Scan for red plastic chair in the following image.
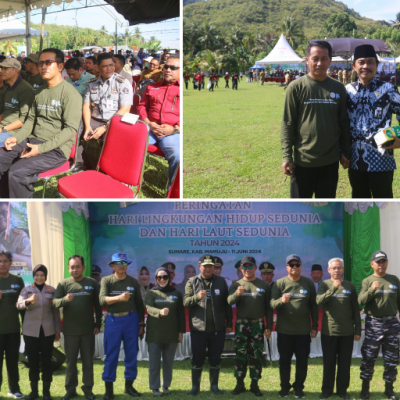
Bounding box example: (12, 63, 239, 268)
(132, 81, 136, 93)
(130, 94, 141, 115)
(132, 75, 141, 86)
(57, 116, 149, 198)
(167, 166, 180, 198)
(37, 133, 79, 198)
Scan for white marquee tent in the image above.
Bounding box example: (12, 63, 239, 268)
(0, 15, 48, 40)
(256, 33, 304, 65)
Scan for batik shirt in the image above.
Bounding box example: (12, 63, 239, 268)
(346, 78, 400, 172)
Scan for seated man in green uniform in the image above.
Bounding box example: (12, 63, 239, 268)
(20, 53, 45, 92)
(0, 58, 34, 146)
(65, 58, 95, 99)
(0, 48, 82, 198)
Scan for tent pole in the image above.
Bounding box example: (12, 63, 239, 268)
(40, 6, 47, 52)
(25, 0, 31, 55)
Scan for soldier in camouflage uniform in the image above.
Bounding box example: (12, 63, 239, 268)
(228, 256, 272, 397)
(358, 250, 400, 400)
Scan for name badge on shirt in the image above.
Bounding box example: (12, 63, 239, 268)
(106, 99, 113, 109)
(374, 107, 383, 119)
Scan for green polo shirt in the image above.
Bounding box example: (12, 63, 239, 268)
(0, 84, 7, 112)
(21, 70, 45, 92)
(0, 76, 34, 129)
(66, 71, 95, 99)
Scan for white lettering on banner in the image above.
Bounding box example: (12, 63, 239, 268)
(267, 213, 322, 224)
(174, 202, 252, 210)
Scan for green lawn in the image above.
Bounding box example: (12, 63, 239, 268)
(3, 353, 396, 399)
(183, 81, 400, 199)
(32, 154, 169, 199)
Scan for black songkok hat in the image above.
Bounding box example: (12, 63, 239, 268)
(354, 44, 377, 61)
(311, 264, 323, 272)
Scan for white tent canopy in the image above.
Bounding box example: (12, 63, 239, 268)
(0, 0, 74, 17)
(0, 15, 48, 40)
(396, 56, 400, 63)
(332, 56, 347, 62)
(256, 34, 304, 65)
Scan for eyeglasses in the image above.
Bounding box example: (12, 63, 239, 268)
(38, 60, 57, 67)
(330, 267, 343, 271)
(241, 265, 255, 270)
(163, 64, 180, 71)
(288, 263, 301, 268)
(149, 63, 158, 67)
(156, 275, 169, 281)
(0, 259, 11, 264)
(114, 261, 128, 266)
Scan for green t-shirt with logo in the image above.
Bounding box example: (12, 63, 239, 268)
(21, 70, 45, 92)
(317, 279, 361, 336)
(99, 274, 144, 320)
(358, 273, 400, 317)
(145, 288, 185, 343)
(228, 278, 273, 330)
(0, 273, 24, 334)
(271, 276, 318, 335)
(13, 79, 82, 159)
(53, 276, 102, 335)
(0, 77, 34, 128)
(0, 84, 7, 114)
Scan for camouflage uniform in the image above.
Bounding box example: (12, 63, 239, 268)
(234, 319, 264, 379)
(361, 315, 399, 382)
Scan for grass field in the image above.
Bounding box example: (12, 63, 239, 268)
(32, 154, 169, 199)
(183, 81, 400, 199)
(2, 354, 396, 399)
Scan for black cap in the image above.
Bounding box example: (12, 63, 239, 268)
(286, 254, 301, 264)
(354, 44, 377, 61)
(311, 264, 322, 272)
(161, 262, 176, 270)
(213, 256, 223, 267)
(235, 260, 241, 269)
(198, 255, 214, 266)
(259, 262, 275, 272)
(92, 265, 102, 275)
(241, 256, 256, 266)
(371, 250, 388, 262)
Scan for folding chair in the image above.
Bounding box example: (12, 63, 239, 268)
(132, 75, 141, 86)
(36, 133, 79, 198)
(57, 116, 149, 198)
(132, 81, 136, 94)
(130, 93, 141, 115)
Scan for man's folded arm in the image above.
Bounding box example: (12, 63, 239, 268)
(281, 86, 298, 163)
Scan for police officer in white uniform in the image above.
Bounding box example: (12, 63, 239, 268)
(81, 52, 133, 169)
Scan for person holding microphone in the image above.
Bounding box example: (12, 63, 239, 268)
(17, 265, 61, 400)
(145, 267, 186, 397)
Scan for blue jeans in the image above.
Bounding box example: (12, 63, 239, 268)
(149, 131, 180, 188)
(0, 131, 12, 147)
(102, 311, 139, 382)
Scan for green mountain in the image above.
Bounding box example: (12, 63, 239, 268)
(183, 0, 389, 38)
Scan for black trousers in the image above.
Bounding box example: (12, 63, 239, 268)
(209, 83, 214, 92)
(292, 161, 339, 198)
(348, 168, 393, 199)
(190, 331, 225, 368)
(0, 138, 66, 198)
(277, 333, 311, 392)
(24, 327, 55, 383)
(232, 81, 238, 90)
(321, 334, 354, 396)
(215, 80, 219, 88)
(225, 80, 229, 88)
(185, 81, 188, 89)
(0, 332, 21, 393)
(198, 83, 201, 91)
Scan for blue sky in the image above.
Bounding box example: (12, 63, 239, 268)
(336, 0, 396, 21)
(15, 0, 179, 42)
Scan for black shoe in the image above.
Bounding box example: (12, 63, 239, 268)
(319, 394, 331, 399)
(232, 378, 246, 395)
(360, 379, 370, 400)
(295, 390, 305, 399)
(124, 386, 141, 397)
(25, 383, 38, 400)
(210, 367, 223, 395)
(43, 382, 52, 400)
(385, 382, 399, 400)
(339, 394, 350, 400)
(84, 392, 96, 400)
(279, 388, 291, 398)
(250, 380, 262, 397)
(62, 392, 77, 400)
(188, 368, 202, 396)
(104, 382, 113, 400)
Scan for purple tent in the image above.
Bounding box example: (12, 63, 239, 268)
(309, 38, 390, 56)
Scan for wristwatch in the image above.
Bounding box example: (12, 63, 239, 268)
(173, 127, 180, 134)
(1, 128, 7, 134)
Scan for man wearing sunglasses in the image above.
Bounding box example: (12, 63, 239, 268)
(65, 58, 95, 99)
(228, 256, 273, 397)
(183, 254, 233, 396)
(271, 254, 318, 399)
(20, 53, 45, 92)
(137, 54, 180, 190)
(0, 48, 82, 198)
(0, 58, 35, 148)
(99, 253, 145, 399)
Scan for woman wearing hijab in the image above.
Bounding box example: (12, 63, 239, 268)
(145, 267, 186, 397)
(16, 265, 61, 400)
(176, 264, 197, 294)
(138, 266, 154, 303)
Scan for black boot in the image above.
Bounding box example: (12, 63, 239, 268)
(43, 382, 52, 400)
(250, 379, 263, 397)
(104, 382, 114, 400)
(360, 380, 370, 400)
(210, 367, 223, 395)
(385, 382, 399, 400)
(232, 377, 246, 395)
(124, 380, 141, 397)
(26, 382, 39, 400)
(188, 368, 202, 396)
